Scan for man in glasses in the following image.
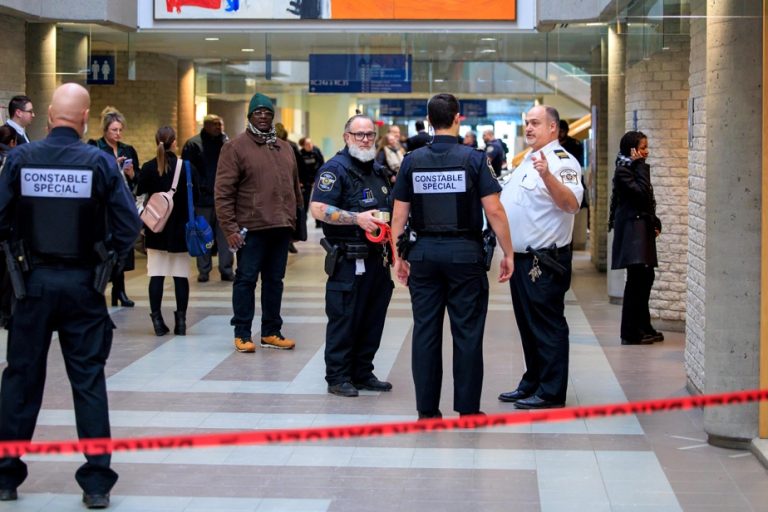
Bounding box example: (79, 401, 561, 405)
(4, 95, 34, 145)
(310, 115, 394, 397)
(215, 93, 302, 354)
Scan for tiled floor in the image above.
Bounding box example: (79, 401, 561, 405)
(1, 227, 767, 511)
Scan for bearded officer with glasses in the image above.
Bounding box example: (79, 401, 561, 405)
(310, 115, 394, 398)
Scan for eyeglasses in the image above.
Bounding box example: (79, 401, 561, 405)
(22, 109, 34, 115)
(347, 131, 376, 141)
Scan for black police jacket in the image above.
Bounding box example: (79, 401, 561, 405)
(0, 127, 141, 265)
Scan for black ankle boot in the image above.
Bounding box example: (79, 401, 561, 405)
(112, 290, 135, 308)
(150, 311, 170, 336)
(174, 311, 186, 336)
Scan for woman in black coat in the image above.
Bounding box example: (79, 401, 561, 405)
(609, 131, 664, 345)
(136, 126, 192, 336)
(88, 106, 140, 307)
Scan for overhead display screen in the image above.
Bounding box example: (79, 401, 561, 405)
(156, 0, 516, 21)
(309, 54, 412, 93)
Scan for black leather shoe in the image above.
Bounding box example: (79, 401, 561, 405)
(514, 396, 565, 410)
(83, 493, 110, 509)
(417, 410, 442, 420)
(353, 377, 393, 392)
(498, 389, 532, 402)
(459, 411, 486, 418)
(220, 272, 235, 282)
(0, 488, 17, 501)
(328, 382, 359, 397)
(621, 337, 653, 345)
(197, 273, 209, 283)
(643, 331, 664, 342)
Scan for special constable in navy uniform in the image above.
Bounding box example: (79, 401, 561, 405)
(498, 105, 583, 410)
(0, 84, 142, 508)
(310, 114, 395, 398)
(391, 94, 514, 419)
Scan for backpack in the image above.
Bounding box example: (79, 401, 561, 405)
(140, 158, 182, 233)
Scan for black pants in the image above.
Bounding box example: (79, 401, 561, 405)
(510, 249, 572, 404)
(408, 238, 488, 415)
(324, 251, 393, 385)
(231, 228, 292, 339)
(0, 267, 118, 494)
(620, 264, 656, 341)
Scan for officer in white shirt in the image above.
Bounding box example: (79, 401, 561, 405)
(498, 105, 583, 410)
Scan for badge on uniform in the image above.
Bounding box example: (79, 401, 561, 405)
(559, 168, 578, 185)
(317, 171, 336, 192)
(554, 149, 570, 160)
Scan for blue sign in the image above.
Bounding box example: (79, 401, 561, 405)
(380, 99, 427, 117)
(309, 54, 411, 93)
(460, 100, 487, 118)
(87, 55, 116, 85)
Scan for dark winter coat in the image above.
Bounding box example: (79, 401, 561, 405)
(610, 159, 662, 269)
(136, 152, 192, 253)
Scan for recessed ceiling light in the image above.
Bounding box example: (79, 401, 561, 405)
(205, 37, 219, 41)
(434, 79, 444, 83)
(241, 48, 255, 52)
(480, 49, 496, 53)
(480, 37, 496, 41)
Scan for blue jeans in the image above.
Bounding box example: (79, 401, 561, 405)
(231, 228, 292, 340)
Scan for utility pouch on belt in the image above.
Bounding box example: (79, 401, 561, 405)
(320, 238, 341, 276)
(1, 240, 29, 300)
(396, 227, 416, 261)
(525, 245, 566, 278)
(482, 229, 496, 271)
(93, 240, 118, 294)
(344, 242, 369, 260)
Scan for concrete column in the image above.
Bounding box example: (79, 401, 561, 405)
(606, 23, 626, 302)
(703, 0, 762, 447)
(589, 35, 608, 269)
(25, 23, 57, 141)
(177, 59, 196, 147)
(56, 29, 88, 86)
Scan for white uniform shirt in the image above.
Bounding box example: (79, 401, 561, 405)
(500, 139, 584, 251)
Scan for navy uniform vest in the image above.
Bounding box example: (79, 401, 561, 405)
(322, 151, 392, 243)
(15, 163, 106, 263)
(408, 144, 482, 236)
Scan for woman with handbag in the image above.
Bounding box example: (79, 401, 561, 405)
(88, 106, 140, 307)
(136, 126, 192, 336)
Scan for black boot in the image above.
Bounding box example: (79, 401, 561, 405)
(111, 272, 134, 307)
(174, 311, 186, 336)
(150, 311, 170, 336)
(113, 290, 134, 307)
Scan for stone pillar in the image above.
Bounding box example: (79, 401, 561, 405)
(177, 59, 196, 147)
(606, 23, 626, 302)
(589, 35, 608, 270)
(56, 29, 88, 86)
(26, 23, 57, 141)
(703, 0, 762, 446)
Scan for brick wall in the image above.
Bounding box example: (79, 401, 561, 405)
(87, 51, 179, 166)
(624, 39, 690, 328)
(686, 14, 707, 393)
(0, 14, 26, 123)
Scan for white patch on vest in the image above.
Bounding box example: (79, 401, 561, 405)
(21, 168, 92, 198)
(413, 170, 466, 194)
